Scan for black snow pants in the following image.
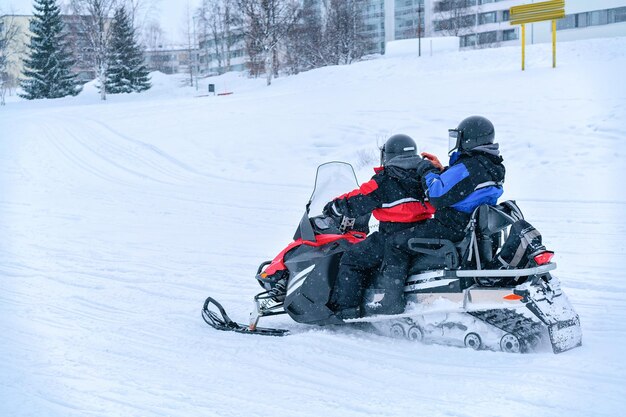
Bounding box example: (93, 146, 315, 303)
(378, 216, 469, 314)
(328, 219, 423, 315)
(328, 231, 385, 314)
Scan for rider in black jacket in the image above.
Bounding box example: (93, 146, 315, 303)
(323, 134, 435, 320)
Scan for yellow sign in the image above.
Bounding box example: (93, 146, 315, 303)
(509, 0, 565, 70)
(510, 0, 565, 25)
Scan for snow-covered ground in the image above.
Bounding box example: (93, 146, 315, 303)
(1, 38, 625, 417)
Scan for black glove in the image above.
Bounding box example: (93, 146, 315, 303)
(322, 200, 346, 229)
(323, 200, 340, 217)
(415, 158, 437, 178)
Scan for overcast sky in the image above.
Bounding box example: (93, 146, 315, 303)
(3, 0, 202, 44)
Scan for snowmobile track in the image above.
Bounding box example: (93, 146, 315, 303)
(469, 308, 545, 352)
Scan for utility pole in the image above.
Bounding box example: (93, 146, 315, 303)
(417, 1, 423, 57)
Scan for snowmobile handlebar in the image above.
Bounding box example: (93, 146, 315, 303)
(256, 260, 272, 275)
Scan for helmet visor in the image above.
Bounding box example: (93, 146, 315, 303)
(448, 129, 461, 155)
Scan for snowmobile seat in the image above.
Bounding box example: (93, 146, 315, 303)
(407, 238, 462, 271)
(406, 201, 524, 274)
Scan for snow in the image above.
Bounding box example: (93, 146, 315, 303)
(1, 37, 626, 417)
(385, 37, 460, 57)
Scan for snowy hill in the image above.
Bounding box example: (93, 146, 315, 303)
(1, 37, 625, 417)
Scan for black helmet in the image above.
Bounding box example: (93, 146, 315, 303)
(380, 134, 418, 166)
(448, 116, 495, 155)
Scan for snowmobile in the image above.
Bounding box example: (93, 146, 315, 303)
(202, 162, 582, 354)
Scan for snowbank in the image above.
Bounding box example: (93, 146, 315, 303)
(385, 37, 460, 57)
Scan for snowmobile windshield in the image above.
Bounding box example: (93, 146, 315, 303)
(308, 162, 359, 217)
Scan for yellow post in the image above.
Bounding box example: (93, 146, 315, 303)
(552, 19, 557, 68)
(521, 24, 526, 71)
(510, 0, 565, 71)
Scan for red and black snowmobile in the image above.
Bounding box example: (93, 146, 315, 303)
(203, 162, 582, 354)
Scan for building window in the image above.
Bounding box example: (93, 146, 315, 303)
(434, 14, 477, 31)
(435, 0, 476, 13)
(478, 30, 498, 44)
(502, 28, 517, 41)
(460, 34, 476, 47)
(479, 0, 494, 4)
(557, 14, 576, 30)
(501, 10, 510, 22)
(589, 10, 608, 26)
(558, 7, 626, 30)
(479, 11, 497, 25)
(609, 7, 626, 23)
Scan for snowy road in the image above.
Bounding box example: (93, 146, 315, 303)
(2, 38, 626, 417)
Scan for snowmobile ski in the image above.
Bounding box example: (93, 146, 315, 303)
(202, 297, 289, 336)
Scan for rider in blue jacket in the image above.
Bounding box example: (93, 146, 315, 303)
(376, 116, 506, 315)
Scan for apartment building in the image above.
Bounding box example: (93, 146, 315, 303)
(144, 45, 200, 76)
(358, 0, 626, 53)
(361, 0, 387, 54)
(195, 30, 246, 76)
(429, 0, 626, 49)
(362, 0, 431, 54)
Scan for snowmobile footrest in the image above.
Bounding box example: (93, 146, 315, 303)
(202, 297, 289, 336)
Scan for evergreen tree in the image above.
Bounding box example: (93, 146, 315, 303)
(20, 0, 80, 99)
(106, 6, 150, 94)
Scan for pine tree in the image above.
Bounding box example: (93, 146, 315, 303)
(20, 0, 80, 99)
(106, 6, 150, 94)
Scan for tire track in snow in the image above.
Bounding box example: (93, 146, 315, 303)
(84, 117, 201, 179)
(43, 122, 141, 187)
(41, 113, 310, 204)
(54, 122, 190, 186)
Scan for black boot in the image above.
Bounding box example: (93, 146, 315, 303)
(363, 288, 405, 316)
(328, 303, 363, 320)
(333, 306, 362, 320)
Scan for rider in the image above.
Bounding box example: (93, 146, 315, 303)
(322, 134, 435, 320)
(378, 115, 506, 314)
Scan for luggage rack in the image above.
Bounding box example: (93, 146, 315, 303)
(455, 262, 556, 277)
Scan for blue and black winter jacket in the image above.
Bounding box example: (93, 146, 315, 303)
(422, 144, 505, 224)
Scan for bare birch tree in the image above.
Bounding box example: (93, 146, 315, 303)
(324, 0, 366, 65)
(71, 0, 119, 100)
(235, 0, 301, 86)
(283, 0, 326, 74)
(144, 20, 165, 50)
(196, 0, 239, 75)
(0, 13, 22, 105)
(124, 0, 160, 35)
(182, 1, 198, 87)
